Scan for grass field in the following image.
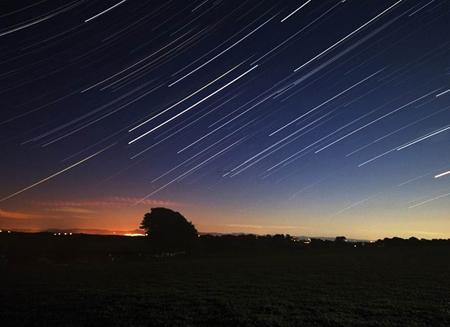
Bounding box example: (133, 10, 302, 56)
(1, 236, 449, 326)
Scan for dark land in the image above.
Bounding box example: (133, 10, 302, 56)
(1, 232, 450, 326)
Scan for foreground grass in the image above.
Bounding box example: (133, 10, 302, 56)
(1, 246, 450, 326)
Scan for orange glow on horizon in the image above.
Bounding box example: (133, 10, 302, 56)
(1, 197, 450, 241)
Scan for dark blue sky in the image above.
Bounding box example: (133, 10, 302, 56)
(1, 0, 449, 239)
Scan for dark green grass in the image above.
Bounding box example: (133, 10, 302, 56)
(1, 241, 449, 326)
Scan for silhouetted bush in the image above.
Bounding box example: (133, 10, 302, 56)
(335, 236, 347, 243)
(140, 207, 198, 252)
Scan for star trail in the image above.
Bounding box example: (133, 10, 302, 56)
(0, 0, 449, 239)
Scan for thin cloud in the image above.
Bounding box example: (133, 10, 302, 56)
(47, 207, 96, 215)
(0, 208, 41, 220)
(226, 224, 303, 230)
(34, 196, 180, 208)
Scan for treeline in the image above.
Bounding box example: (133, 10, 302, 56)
(198, 234, 450, 252)
(0, 232, 148, 264)
(1, 231, 450, 264)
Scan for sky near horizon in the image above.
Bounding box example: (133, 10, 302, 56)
(1, 0, 449, 240)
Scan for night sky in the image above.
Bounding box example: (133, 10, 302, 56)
(1, 0, 449, 239)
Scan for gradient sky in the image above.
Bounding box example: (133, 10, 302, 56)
(1, 0, 449, 240)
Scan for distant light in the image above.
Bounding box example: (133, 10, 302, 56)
(7, 230, 11, 233)
(69, 232, 72, 235)
(64, 232, 67, 236)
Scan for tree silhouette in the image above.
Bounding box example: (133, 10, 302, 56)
(140, 208, 198, 251)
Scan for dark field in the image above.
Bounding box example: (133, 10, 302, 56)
(1, 234, 450, 326)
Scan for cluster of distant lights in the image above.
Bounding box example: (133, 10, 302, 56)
(52, 232, 146, 236)
(0, 230, 147, 236)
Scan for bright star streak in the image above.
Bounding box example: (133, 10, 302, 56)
(315, 89, 438, 153)
(252, 2, 342, 65)
(85, 1, 127, 23)
(436, 89, 450, 97)
(280, 1, 312, 23)
(81, 30, 191, 93)
(0, 1, 82, 37)
(294, 0, 403, 72)
(0, 143, 116, 203)
(151, 120, 253, 183)
(171, 9, 265, 77)
(192, 0, 209, 12)
(397, 173, 431, 187)
(229, 109, 337, 176)
(358, 147, 397, 167)
(285, 13, 401, 91)
(434, 170, 450, 179)
(330, 193, 380, 218)
(346, 105, 450, 157)
(358, 125, 450, 167)
(177, 92, 273, 154)
(408, 0, 435, 17)
(168, 14, 275, 87)
(128, 65, 258, 144)
(129, 94, 241, 159)
(270, 69, 384, 136)
(408, 192, 450, 209)
(42, 84, 164, 146)
(396, 125, 450, 151)
(136, 138, 244, 202)
(268, 107, 378, 171)
(129, 61, 245, 132)
(228, 105, 350, 177)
